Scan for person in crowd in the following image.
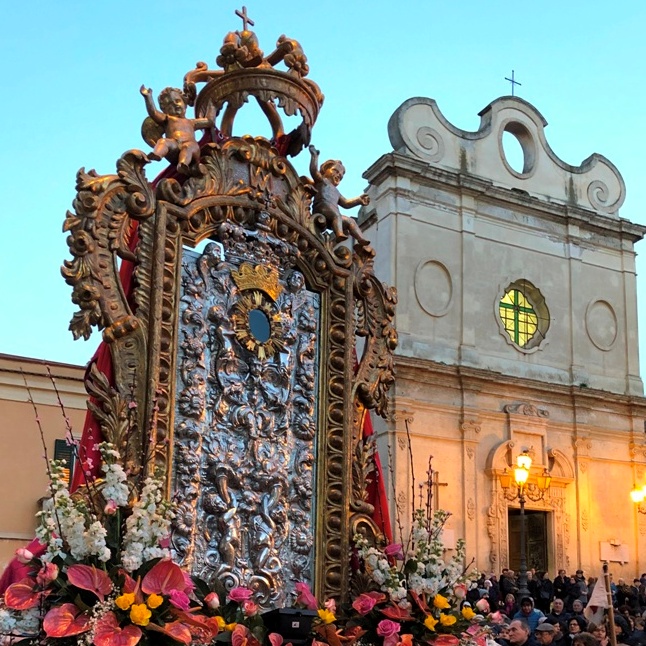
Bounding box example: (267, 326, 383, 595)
(612, 614, 634, 646)
(571, 600, 586, 621)
(502, 570, 520, 598)
(571, 634, 597, 646)
(574, 571, 588, 606)
(587, 621, 609, 646)
(504, 593, 519, 619)
(567, 617, 587, 642)
(514, 596, 547, 633)
(507, 619, 538, 646)
(609, 574, 618, 607)
(554, 570, 571, 603)
(535, 623, 559, 646)
(536, 571, 555, 615)
(617, 579, 633, 608)
(630, 616, 646, 644)
(489, 575, 502, 608)
(547, 598, 570, 625)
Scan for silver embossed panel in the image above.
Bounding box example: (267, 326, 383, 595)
(171, 232, 319, 608)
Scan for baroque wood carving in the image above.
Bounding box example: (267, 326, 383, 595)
(62, 16, 397, 604)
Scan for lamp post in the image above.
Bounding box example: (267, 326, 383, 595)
(499, 450, 552, 599)
(630, 484, 646, 514)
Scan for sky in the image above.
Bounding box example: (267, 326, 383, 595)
(2, 0, 646, 374)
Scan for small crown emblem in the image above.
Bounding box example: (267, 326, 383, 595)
(231, 263, 282, 301)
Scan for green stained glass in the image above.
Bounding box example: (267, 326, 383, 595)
(499, 288, 538, 347)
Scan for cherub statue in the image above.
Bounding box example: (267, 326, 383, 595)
(309, 145, 373, 250)
(140, 85, 214, 174)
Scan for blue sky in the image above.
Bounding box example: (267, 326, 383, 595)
(2, 1, 646, 374)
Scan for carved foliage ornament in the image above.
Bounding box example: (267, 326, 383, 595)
(61, 17, 396, 604)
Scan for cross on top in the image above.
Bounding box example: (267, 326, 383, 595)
(235, 6, 255, 31)
(505, 70, 522, 96)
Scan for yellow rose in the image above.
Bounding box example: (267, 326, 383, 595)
(424, 615, 438, 632)
(130, 603, 152, 627)
(318, 609, 336, 624)
(461, 606, 476, 621)
(216, 617, 226, 630)
(440, 614, 457, 626)
(433, 594, 450, 610)
(225, 623, 238, 631)
(115, 593, 136, 610)
(147, 593, 163, 609)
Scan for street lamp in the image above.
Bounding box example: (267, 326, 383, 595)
(630, 484, 646, 514)
(499, 450, 552, 598)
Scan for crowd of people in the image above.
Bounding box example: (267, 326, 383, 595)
(461, 568, 646, 646)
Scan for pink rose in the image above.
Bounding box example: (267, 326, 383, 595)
(324, 599, 337, 614)
(352, 593, 379, 615)
(229, 587, 253, 603)
(15, 548, 34, 564)
(383, 543, 404, 560)
(36, 563, 59, 587)
(377, 620, 401, 638)
(475, 598, 490, 613)
(453, 583, 468, 599)
(104, 500, 118, 515)
(168, 589, 190, 610)
(269, 634, 284, 646)
(243, 600, 259, 617)
(294, 582, 318, 610)
(204, 592, 220, 610)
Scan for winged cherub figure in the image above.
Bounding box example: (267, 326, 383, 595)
(140, 85, 214, 174)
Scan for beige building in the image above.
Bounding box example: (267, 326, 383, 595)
(0, 355, 86, 569)
(361, 95, 646, 578)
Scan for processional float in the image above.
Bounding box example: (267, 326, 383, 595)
(62, 8, 397, 606)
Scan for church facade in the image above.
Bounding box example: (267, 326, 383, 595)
(360, 96, 646, 578)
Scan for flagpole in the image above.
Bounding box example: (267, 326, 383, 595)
(604, 562, 617, 646)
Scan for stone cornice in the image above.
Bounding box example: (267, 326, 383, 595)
(392, 354, 646, 414)
(362, 152, 646, 245)
(0, 354, 86, 408)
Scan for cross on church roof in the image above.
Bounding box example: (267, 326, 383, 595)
(505, 70, 522, 96)
(235, 6, 255, 31)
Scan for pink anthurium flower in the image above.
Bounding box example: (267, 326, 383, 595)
(67, 564, 113, 600)
(43, 603, 90, 637)
(141, 559, 185, 595)
(4, 578, 42, 610)
(147, 620, 192, 645)
(94, 612, 142, 646)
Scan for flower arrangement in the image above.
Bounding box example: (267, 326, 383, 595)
(0, 441, 283, 646)
(348, 508, 490, 646)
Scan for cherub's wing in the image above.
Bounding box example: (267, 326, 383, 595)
(141, 117, 165, 147)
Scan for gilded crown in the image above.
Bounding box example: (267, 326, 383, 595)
(231, 263, 283, 302)
(183, 7, 324, 151)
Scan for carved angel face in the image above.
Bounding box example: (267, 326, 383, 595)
(159, 89, 186, 117)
